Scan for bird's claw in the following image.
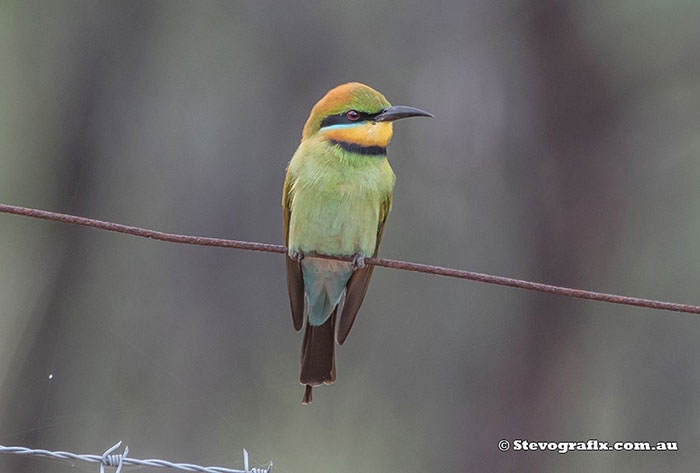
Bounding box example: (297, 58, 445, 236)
(351, 254, 366, 270)
(289, 250, 305, 263)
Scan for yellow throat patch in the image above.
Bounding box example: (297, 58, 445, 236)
(321, 121, 394, 148)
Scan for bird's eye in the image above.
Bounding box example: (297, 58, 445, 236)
(347, 110, 360, 121)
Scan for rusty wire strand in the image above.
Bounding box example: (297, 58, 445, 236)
(1, 202, 699, 315)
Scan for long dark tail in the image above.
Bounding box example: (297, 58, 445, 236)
(300, 308, 337, 404)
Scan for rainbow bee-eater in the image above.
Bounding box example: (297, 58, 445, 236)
(283, 82, 432, 404)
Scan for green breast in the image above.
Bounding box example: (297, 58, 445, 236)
(287, 140, 395, 257)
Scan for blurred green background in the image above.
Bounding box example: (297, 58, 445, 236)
(1, 0, 700, 471)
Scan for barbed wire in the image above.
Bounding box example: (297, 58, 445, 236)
(1, 202, 699, 315)
(0, 441, 272, 473)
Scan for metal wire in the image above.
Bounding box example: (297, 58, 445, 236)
(1, 202, 699, 315)
(0, 442, 273, 473)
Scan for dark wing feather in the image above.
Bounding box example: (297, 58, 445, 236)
(283, 169, 305, 331)
(336, 195, 391, 345)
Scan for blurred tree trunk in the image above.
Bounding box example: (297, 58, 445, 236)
(490, 0, 621, 470)
(0, 3, 153, 462)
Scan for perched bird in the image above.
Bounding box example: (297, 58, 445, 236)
(283, 82, 432, 404)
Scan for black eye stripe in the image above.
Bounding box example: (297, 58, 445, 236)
(320, 111, 378, 128)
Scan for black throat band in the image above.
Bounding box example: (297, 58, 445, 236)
(330, 139, 386, 156)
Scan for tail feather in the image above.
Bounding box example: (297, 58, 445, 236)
(302, 385, 313, 404)
(300, 308, 337, 404)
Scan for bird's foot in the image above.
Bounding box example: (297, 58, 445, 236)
(351, 253, 366, 270)
(289, 250, 305, 263)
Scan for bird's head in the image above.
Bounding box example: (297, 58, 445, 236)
(301, 83, 432, 154)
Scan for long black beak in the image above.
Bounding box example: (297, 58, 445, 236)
(374, 105, 434, 122)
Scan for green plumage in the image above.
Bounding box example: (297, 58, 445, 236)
(286, 140, 395, 326)
(282, 82, 431, 404)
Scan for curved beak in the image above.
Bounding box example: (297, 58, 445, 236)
(374, 105, 434, 122)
